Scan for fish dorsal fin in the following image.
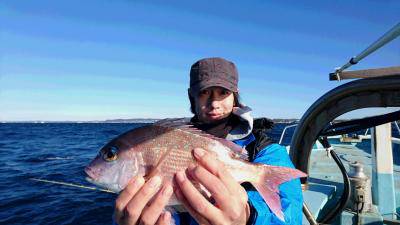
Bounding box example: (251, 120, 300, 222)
(154, 118, 218, 139)
(153, 118, 248, 160)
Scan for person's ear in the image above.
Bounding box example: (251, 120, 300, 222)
(188, 89, 192, 98)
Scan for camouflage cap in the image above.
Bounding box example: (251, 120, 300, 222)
(189, 57, 239, 96)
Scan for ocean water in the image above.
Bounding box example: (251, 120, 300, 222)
(0, 122, 398, 224)
(0, 123, 139, 225)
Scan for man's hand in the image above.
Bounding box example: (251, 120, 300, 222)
(114, 175, 173, 225)
(174, 148, 250, 225)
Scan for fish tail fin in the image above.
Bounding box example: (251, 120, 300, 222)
(250, 164, 307, 222)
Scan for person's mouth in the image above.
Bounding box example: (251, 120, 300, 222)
(207, 112, 222, 118)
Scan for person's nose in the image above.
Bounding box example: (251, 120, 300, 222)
(210, 100, 220, 108)
(208, 95, 220, 109)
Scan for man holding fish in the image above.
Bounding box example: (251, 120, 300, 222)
(86, 57, 304, 225)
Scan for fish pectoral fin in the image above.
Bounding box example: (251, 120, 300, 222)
(144, 166, 161, 181)
(145, 147, 170, 181)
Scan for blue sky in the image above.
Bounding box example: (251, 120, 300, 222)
(1, 0, 399, 121)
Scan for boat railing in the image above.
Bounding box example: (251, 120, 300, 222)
(339, 121, 400, 144)
(278, 124, 298, 145)
(395, 120, 400, 134)
(392, 121, 400, 144)
(364, 120, 399, 134)
(280, 121, 400, 147)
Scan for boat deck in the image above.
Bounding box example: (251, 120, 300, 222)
(302, 139, 400, 223)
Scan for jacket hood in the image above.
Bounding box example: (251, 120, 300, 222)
(226, 105, 254, 141)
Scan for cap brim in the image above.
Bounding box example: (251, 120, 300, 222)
(190, 81, 238, 96)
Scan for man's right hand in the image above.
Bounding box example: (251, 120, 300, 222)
(114, 175, 173, 225)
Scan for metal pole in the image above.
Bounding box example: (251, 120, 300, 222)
(394, 121, 400, 135)
(330, 23, 400, 80)
(303, 203, 319, 225)
(279, 124, 298, 145)
(371, 123, 396, 219)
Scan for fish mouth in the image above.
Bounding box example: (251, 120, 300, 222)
(84, 168, 108, 190)
(85, 176, 96, 184)
(85, 177, 121, 193)
(85, 167, 123, 193)
(84, 167, 95, 178)
(85, 177, 106, 189)
(85, 176, 98, 185)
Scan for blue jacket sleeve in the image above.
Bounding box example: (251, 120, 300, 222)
(247, 144, 303, 225)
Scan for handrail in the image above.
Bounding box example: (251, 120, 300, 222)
(394, 121, 400, 135)
(278, 124, 298, 145)
(339, 121, 398, 137)
(326, 134, 400, 144)
(280, 121, 398, 147)
(365, 121, 399, 136)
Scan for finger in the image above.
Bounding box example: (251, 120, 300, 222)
(193, 148, 243, 197)
(140, 183, 173, 225)
(114, 176, 145, 223)
(124, 176, 162, 224)
(156, 211, 171, 225)
(175, 170, 220, 223)
(187, 164, 232, 209)
(174, 185, 211, 225)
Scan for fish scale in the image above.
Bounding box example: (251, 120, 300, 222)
(153, 128, 205, 177)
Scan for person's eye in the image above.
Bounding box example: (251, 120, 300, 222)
(221, 90, 231, 95)
(200, 89, 210, 96)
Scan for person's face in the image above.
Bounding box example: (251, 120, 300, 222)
(194, 86, 235, 124)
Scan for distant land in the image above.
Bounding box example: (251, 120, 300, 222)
(2, 118, 399, 125)
(101, 118, 304, 123)
(0, 118, 159, 124)
(1, 118, 301, 124)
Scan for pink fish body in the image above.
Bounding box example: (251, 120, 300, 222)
(85, 119, 306, 221)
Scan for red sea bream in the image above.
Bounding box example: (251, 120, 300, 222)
(85, 119, 306, 221)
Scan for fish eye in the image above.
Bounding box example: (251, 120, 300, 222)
(103, 146, 118, 162)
